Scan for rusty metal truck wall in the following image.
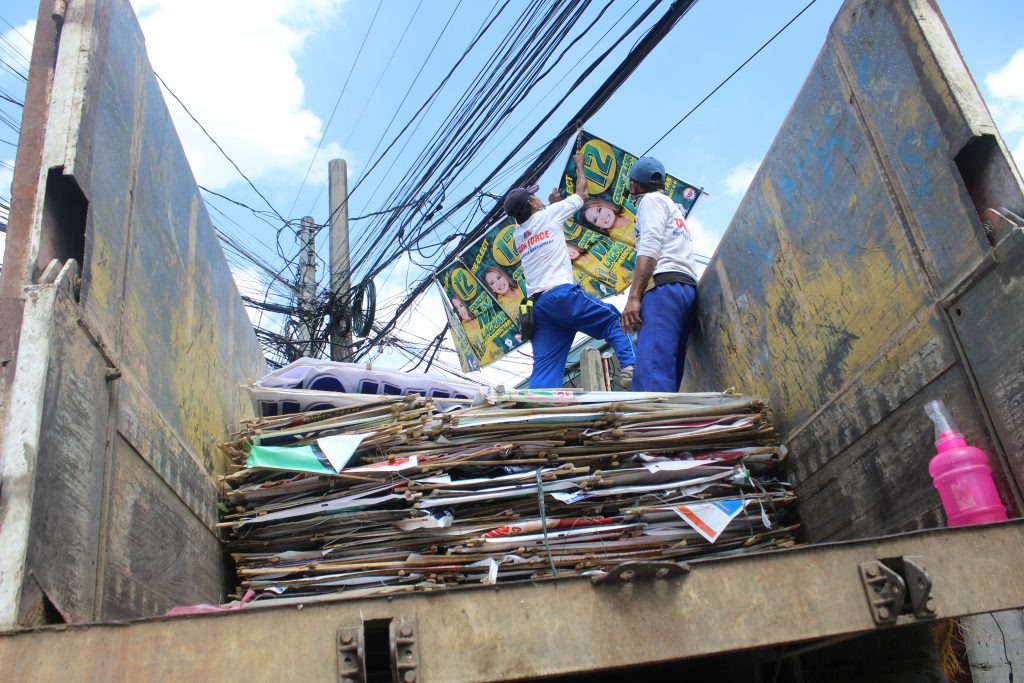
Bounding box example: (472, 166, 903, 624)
(684, 0, 1024, 542)
(0, 0, 266, 625)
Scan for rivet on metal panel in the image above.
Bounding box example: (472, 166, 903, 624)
(337, 626, 365, 683)
(592, 561, 690, 585)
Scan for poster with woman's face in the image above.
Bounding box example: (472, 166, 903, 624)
(460, 218, 527, 321)
(563, 220, 637, 295)
(560, 131, 703, 243)
(439, 293, 482, 373)
(437, 261, 525, 368)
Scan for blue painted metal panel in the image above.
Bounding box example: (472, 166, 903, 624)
(684, 0, 1024, 541)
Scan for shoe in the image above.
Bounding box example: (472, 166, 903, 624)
(619, 365, 634, 391)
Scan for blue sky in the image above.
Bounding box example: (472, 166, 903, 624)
(1, 0, 1022, 384)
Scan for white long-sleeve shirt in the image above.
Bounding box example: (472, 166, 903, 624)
(634, 191, 698, 282)
(514, 195, 583, 296)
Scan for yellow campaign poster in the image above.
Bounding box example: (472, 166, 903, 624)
(560, 131, 703, 247)
(440, 292, 482, 372)
(437, 261, 525, 368)
(563, 220, 636, 294)
(460, 218, 526, 322)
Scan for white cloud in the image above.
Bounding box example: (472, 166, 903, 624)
(984, 48, 1024, 169)
(686, 215, 723, 273)
(722, 159, 760, 198)
(230, 265, 272, 327)
(130, 0, 353, 192)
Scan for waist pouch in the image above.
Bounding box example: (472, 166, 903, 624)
(653, 272, 697, 287)
(518, 297, 536, 341)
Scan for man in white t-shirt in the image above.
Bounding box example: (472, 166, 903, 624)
(621, 156, 698, 392)
(503, 154, 636, 389)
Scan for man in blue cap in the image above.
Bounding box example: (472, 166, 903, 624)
(620, 156, 698, 392)
(503, 154, 636, 389)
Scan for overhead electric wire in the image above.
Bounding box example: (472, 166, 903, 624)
(359, 0, 669, 282)
(286, 0, 385, 219)
(349, 0, 564, 224)
(642, 0, 819, 155)
(438, 0, 642, 204)
(354, 0, 589, 245)
(356, 0, 664, 275)
(350, 0, 596, 277)
(155, 72, 287, 225)
(0, 15, 33, 48)
(326, 0, 509, 237)
(303, 0, 428, 218)
(354, 0, 699, 362)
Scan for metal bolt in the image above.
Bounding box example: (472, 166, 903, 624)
(404, 671, 418, 683)
(865, 566, 877, 578)
(400, 624, 413, 637)
(340, 632, 353, 645)
(878, 606, 890, 620)
(656, 567, 670, 579)
(619, 570, 635, 583)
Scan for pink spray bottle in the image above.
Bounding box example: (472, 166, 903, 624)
(924, 400, 1007, 526)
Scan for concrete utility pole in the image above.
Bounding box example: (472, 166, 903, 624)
(328, 158, 352, 361)
(295, 215, 317, 358)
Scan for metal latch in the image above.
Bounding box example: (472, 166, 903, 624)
(859, 556, 936, 626)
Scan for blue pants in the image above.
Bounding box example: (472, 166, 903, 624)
(530, 284, 636, 389)
(634, 282, 697, 392)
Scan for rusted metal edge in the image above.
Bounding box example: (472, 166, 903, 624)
(0, 520, 1021, 682)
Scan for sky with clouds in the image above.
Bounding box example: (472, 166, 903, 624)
(1, 0, 1022, 386)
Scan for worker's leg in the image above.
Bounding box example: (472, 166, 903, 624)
(529, 285, 578, 389)
(673, 284, 697, 388)
(634, 283, 694, 392)
(568, 285, 636, 369)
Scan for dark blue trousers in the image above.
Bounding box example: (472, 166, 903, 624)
(530, 284, 636, 389)
(634, 282, 697, 392)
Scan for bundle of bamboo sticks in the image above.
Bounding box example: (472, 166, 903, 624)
(218, 389, 798, 602)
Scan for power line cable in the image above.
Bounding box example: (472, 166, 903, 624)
(358, 0, 668, 282)
(355, 0, 698, 361)
(155, 72, 287, 224)
(642, 0, 818, 155)
(286, 0, 385, 218)
(0, 15, 33, 47)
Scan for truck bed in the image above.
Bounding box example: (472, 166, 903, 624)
(0, 0, 1021, 680)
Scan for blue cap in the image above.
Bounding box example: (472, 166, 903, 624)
(628, 157, 666, 186)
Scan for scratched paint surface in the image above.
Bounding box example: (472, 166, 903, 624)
(74, 0, 265, 476)
(685, 0, 1024, 540)
(9, 0, 266, 620)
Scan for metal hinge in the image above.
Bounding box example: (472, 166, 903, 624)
(859, 556, 936, 626)
(337, 626, 365, 683)
(390, 617, 419, 683)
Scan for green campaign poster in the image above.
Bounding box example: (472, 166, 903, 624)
(460, 218, 526, 322)
(438, 261, 524, 368)
(440, 291, 482, 373)
(563, 220, 637, 294)
(439, 132, 690, 372)
(560, 130, 703, 247)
